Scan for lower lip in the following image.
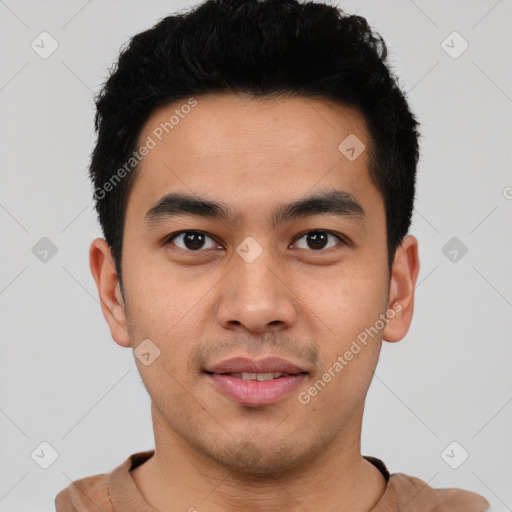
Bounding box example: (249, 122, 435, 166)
(205, 373, 307, 406)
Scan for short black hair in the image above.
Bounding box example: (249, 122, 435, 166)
(90, 0, 420, 292)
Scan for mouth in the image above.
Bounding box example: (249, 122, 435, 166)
(203, 356, 309, 406)
(207, 371, 304, 381)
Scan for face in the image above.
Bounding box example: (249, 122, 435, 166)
(91, 93, 419, 476)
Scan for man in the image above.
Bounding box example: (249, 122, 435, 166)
(55, 0, 490, 510)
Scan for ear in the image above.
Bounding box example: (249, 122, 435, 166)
(89, 238, 131, 348)
(382, 234, 420, 343)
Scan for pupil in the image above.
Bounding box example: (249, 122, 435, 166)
(184, 232, 205, 250)
(308, 231, 327, 250)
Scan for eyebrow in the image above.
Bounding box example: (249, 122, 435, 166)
(144, 189, 365, 228)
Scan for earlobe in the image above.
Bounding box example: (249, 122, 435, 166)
(89, 238, 131, 348)
(382, 235, 420, 343)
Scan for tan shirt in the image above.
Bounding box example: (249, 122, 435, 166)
(55, 450, 490, 511)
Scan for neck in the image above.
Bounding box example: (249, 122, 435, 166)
(131, 404, 387, 512)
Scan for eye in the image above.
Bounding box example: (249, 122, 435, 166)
(164, 229, 347, 253)
(165, 231, 220, 251)
(292, 230, 345, 251)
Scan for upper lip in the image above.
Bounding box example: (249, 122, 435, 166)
(204, 356, 308, 375)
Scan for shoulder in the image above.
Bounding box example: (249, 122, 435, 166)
(388, 473, 490, 511)
(54, 451, 152, 511)
(54, 472, 113, 512)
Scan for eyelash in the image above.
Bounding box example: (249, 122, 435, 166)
(164, 230, 348, 253)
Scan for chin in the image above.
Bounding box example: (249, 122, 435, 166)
(203, 435, 320, 478)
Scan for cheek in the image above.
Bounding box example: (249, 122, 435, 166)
(296, 270, 386, 402)
(297, 349, 378, 433)
(306, 322, 381, 414)
(124, 262, 203, 332)
(296, 265, 387, 332)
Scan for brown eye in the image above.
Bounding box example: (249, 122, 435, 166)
(166, 231, 219, 251)
(293, 231, 344, 251)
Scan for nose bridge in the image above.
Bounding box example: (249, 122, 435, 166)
(233, 236, 284, 302)
(216, 237, 297, 332)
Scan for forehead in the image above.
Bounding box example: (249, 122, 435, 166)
(125, 93, 382, 226)
(141, 93, 368, 158)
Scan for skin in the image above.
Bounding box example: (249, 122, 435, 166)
(90, 93, 419, 511)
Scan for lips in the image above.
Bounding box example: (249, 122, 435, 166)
(204, 356, 307, 375)
(203, 356, 308, 406)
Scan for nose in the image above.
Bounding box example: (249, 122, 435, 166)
(215, 247, 298, 334)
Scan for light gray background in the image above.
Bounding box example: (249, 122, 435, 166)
(1, 0, 511, 510)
